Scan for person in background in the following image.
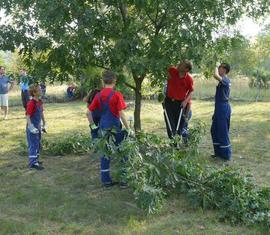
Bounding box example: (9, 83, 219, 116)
(83, 82, 102, 139)
(67, 84, 76, 99)
(211, 63, 232, 161)
(0, 65, 14, 119)
(40, 82, 46, 99)
(19, 68, 33, 110)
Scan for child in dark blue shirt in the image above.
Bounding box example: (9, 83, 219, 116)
(211, 63, 232, 161)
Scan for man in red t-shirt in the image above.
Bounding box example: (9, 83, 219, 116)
(87, 70, 131, 188)
(163, 60, 194, 139)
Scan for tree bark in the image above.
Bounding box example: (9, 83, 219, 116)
(133, 76, 143, 131)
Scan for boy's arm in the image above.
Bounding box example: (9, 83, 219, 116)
(41, 112, 46, 125)
(87, 110, 98, 129)
(26, 115, 32, 126)
(87, 109, 93, 123)
(182, 91, 193, 108)
(87, 109, 98, 129)
(120, 110, 129, 129)
(213, 67, 222, 82)
(26, 114, 39, 133)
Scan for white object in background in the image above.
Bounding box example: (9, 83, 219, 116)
(128, 115, 134, 128)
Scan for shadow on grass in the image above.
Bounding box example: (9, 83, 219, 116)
(0, 152, 145, 229)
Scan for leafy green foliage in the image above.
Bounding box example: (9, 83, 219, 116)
(199, 35, 252, 78)
(179, 165, 270, 226)
(28, 117, 270, 227)
(1, 0, 270, 129)
(42, 133, 91, 156)
(91, 122, 270, 227)
(249, 70, 270, 89)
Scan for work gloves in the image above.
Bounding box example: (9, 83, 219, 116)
(89, 123, 98, 131)
(127, 128, 135, 137)
(28, 123, 39, 134)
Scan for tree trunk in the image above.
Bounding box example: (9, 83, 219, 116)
(134, 76, 143, 131)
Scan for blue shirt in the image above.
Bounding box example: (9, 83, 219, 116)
(19, 75, 30, 91)
(215, 76, 231, 103)
(0, 76, 12, 94)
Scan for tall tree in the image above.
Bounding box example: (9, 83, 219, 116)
(0, 0, 269, 130)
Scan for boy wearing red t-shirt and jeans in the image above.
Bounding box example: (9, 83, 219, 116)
(87, 70, 130, 188)
(26, 84, 46, 170)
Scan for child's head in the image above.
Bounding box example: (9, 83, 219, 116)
(218, 63, 230, 76)
(19, 68, 27, 76)
(177, 60, 193, 73)
(0, 66, 5, 75)
(102, 70, 116, 85)
(29, 84, 41, 97)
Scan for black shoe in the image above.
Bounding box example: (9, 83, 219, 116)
(119, 182, 128, 189)
(38, 161, 43, 165)
(211, 154, 218, 158)
(30, 164, 44, 170)
(103, 182, 118, 188)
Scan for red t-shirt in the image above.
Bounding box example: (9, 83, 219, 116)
(167, 66, 194, 101)
(26, 99, 43, 116)
(88, 88, 127, 118)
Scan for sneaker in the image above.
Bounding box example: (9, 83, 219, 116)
(103, 182, 118, 188)
(119, 182, 128, 189)
(30, 163, 44, 170)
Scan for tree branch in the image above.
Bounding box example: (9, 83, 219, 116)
(91, 62, 110, 70)
(124, 81, 136, 90)
(119, 2, 128, 25)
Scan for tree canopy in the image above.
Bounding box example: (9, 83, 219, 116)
(0, 0, 269, 129)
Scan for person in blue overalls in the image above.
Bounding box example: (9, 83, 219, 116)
(211, 63, 232, 161)
(87, 70, 131, 188)
(26, 84, 47, 170)
(67, 84, 76, 99)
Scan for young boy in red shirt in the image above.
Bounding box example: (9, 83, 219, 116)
(164, 60, 194, 140)
(87, 70, 130, 188)
(26, 84, 46, 170)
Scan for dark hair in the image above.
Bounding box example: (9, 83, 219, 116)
(220, 63, 230, 74)
(183, 60, 193, 71)
(83, 89, 100, 104)
(0, 66, 5, 69)
(102, 70, 116, 84)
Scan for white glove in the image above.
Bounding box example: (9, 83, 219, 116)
(89, 123, 98, 130)
(28, 124, 39, 134)
(127, 128, 135, 137)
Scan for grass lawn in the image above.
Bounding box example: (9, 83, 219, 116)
(0, 99, 269, 235)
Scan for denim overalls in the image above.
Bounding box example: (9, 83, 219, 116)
(211, 77, 232, 160)
(26, 100, 42, 167)
(98, 90, 127, 184)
